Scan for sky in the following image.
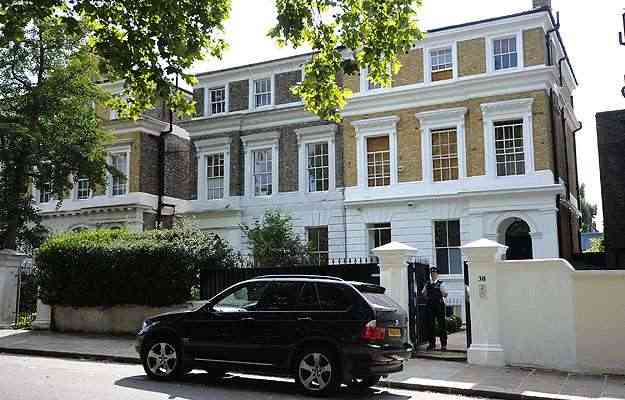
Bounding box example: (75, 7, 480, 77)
(191, 0, 625, 230)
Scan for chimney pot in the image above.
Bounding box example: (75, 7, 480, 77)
(533, 0, 551, 8)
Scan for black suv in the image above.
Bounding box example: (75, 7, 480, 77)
(136, 275, 412, 395)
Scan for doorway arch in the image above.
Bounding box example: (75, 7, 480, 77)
(498, 218, 533, 260)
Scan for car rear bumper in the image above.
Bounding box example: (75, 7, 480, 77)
(342, 342, 413, 379)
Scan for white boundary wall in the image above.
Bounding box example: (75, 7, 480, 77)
(463, 239, 625, 374)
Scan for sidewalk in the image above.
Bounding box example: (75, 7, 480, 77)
(1, 329, 623, 400)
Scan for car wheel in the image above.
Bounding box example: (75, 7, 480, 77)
(294, 347, 340, 396)
(142, 339, 184, 381)
(348, 376, 381, 391)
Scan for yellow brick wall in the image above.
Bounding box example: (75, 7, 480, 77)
(523, 28, 546, 67)
(393, 48, 424, 86)
(458, 38, 487, 77)
(342, 90, 552, 187)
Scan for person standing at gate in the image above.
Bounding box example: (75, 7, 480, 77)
(421, 267, 448, 351)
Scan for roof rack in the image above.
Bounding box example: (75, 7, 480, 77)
(254, 275, 344, 281)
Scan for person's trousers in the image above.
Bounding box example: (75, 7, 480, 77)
(427, 302, 447, 347)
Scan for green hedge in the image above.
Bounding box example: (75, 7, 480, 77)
(35, 225, 238, 307)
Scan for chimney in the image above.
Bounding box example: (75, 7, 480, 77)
(532, 0, 551, 8)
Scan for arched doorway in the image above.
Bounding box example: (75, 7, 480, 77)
(504, 219, 533, 260)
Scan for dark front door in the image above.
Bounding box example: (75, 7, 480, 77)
(505, 220, 533, 260)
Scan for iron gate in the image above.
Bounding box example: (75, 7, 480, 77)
(407, 259, 431, 346)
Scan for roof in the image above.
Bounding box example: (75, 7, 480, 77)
(194, 6, 577, 83)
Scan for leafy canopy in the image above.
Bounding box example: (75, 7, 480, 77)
(270, 0, 422, 121)
(0, 18, 113, 250)
(1, 0, 422, 121)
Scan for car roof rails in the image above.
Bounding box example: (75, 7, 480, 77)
(254, 275, 344, 281)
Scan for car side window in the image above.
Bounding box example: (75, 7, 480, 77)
(256, 282, 303, 311)
(213, 281, 268, 312)
(295, 282, 321, 311)
(317, 283, 352, 311)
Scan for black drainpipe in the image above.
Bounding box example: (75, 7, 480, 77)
(156, 77, 178, 229)
(549, 88, 563, 258)
(572, 122, 583, 252)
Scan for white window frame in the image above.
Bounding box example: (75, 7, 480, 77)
(241, 131, 280, 198)
(296, 125, 337, 193)
(208, 85, 228, 116)
(307, 226, 329, 264)
(38, 182, 52, 203)
(481, 98, 535, 178)
(250, 76, 274, 110)
(416, 107, 467, 183)
(433, 219, 463, 277)
(351, 116, 399, 189)
(195, 137, 231, 201)
(367, 222, 392, 253)
(359, 66, 391, 93)
(106, 144, 131, 197)
(75, 176, 91, 200)
(424, 43, 458, 83)
(486, 31, 524, 74)
(199, 82, 230, 117)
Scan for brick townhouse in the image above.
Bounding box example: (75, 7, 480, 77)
(37, 0, 581, 316)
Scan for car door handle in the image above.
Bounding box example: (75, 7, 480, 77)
(241, 317, 254, 321)
(297, 317, 312, 321)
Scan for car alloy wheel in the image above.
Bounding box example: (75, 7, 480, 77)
(146, 342, 178, 377)
(298, 352, 333, 392)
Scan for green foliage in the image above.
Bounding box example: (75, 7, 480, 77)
(588, 238, 605, 253)
(579, 183, 598, 233)
(14, 312, 35, 330)
(270, 0, 423, 121)
(1, 1, 422, 122)
(34, 224, 240, 307)
(241, 210, 307, 267)
(0, 17, 113, 250)
(0, 0, 231, 119)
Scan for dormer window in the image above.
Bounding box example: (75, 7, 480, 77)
(430, 47, 453, 81)
(253, 78, 272, 108)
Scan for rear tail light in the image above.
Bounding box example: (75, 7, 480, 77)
(361, 320, 385, 341)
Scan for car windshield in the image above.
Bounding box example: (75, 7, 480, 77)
(362, 293, 400, 309)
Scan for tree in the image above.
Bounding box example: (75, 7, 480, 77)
(241, 210, 307, 267)
(0, 0, 422, 121)
(0, 19, 112, 250)
(579, 183, 598, 233)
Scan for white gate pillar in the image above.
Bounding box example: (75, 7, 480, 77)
(0, 250, 26, 328)
(372, 242, 416, 324)
(462, 239, 507, 367)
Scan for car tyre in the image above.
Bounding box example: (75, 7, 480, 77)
(294, 346, 340, 396)
(141, 338, 184, 381)
(348, 376, 381, 391)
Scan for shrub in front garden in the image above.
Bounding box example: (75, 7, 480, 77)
(35, 224, 238, 307)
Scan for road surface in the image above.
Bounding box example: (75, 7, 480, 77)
(0, 354, 486, 400)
